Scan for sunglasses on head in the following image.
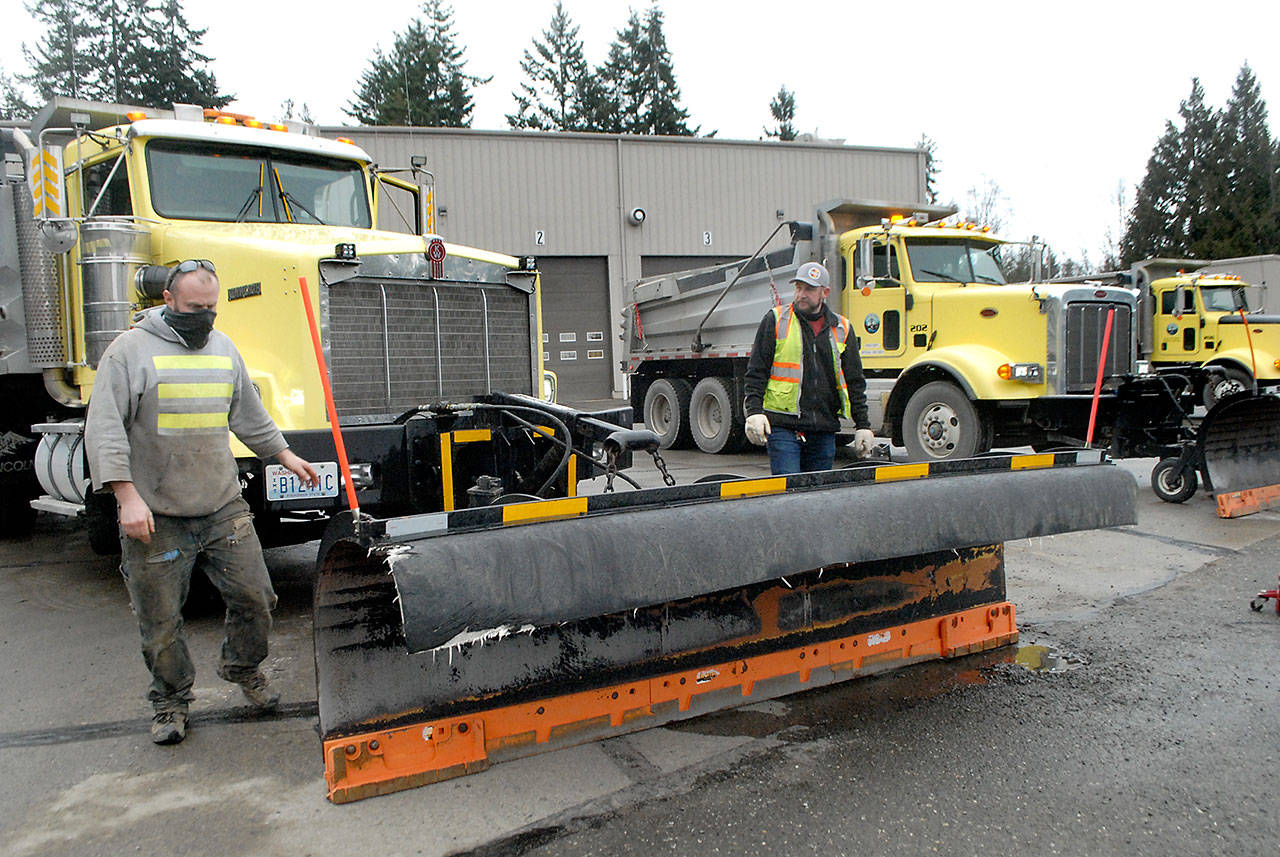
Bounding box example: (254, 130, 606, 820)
(166, 259, 216, 289)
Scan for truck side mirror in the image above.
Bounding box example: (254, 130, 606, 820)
(1173, 284, 1185, 319)
(856, 237, 875, 290)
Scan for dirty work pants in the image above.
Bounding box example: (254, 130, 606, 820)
(119, 496, 276, 713)
(766, 427, 836, 474)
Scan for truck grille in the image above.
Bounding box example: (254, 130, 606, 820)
(327, 278, 534, 418)
(1064, 303, 1132, 392)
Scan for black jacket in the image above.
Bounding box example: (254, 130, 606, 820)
(743, 303, 869, 433)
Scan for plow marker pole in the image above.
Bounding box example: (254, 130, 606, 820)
(1086, 307, 1115, 447)
(298, 277, 360, 519)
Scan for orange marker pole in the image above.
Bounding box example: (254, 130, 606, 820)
(1085, 307, 1115, 448)
(1239, 307, 1258, 393)
(298, 277, 360, 518)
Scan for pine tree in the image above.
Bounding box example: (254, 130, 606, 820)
(130, 0, 231, 108)
(1199, 64, 1277, 257)
(764, 86, 796, 141)
(20, 0, 229, 109)
(507, 1, 595, 131)
(1176, 79, 1218, 256)
(1121, 119, 1185, 263)
(917, 133, 939, 203)
(20, 0, 100, 102)
(346, 0, 489, 127)
(0, 67, 35, 120)
(597, 5, 696, 136)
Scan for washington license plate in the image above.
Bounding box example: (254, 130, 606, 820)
(265, 461, 340, 501)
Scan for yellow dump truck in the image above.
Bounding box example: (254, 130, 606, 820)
(1127, 258, 1280, 406)
(0, 97, 624, 548)
(626, 200, 1139, 460)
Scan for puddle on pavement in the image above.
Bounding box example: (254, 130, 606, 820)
(1013, 642, 1086, 673)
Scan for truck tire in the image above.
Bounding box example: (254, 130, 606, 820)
(1150, 457, 1198, 503)
(902, 381, 987, 461)
(689, 377, 745, 454)
(1201, 366, 1252, 409)
(85, 490, 122, 556)
(643, 378, 694, 449)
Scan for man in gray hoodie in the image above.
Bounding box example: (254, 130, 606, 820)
(86, 260, 318, 745)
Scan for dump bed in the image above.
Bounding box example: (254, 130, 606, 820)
(627, 246, 805, 365)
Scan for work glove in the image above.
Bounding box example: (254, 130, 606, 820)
(745, 413, 771, 446)
(853, 428, 875, 458)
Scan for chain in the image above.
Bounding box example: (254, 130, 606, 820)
(604, 449, 619, 493)
(650, 449, 676, 486)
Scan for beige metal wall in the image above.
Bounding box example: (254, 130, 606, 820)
(325, 126, 926, 398)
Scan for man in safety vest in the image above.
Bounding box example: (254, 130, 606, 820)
(743, 262, 873, 473)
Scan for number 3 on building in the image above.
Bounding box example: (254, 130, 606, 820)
(703, 231, 712, 246)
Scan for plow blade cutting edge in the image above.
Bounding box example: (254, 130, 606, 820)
(314, 451, 1136, 802)
(1199, 394, 1280, 517)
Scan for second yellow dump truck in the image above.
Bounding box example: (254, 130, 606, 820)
(625, 200, 1138, 460)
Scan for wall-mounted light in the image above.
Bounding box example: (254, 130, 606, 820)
(628, 207, 646, 226)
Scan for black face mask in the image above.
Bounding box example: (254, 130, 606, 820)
(163, 307, 217, 349)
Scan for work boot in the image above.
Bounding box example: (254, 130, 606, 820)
(234, 672, 280, 710)
(151, 709, 188, 745)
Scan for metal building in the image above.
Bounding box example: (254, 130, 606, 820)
(335, 128, 929, 402)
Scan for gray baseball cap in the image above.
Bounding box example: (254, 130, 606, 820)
(791, 261, 830, 289)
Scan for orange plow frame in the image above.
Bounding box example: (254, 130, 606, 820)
(323, 601, 1017, 803)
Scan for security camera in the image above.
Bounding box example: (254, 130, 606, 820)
(628, 207, 646, 226)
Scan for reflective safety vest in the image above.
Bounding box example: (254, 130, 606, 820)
(762, 304, 853, 418)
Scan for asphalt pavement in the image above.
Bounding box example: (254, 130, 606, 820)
(0, 447, 1277, 857)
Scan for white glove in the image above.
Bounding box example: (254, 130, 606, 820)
(745, 413, 771, 446)
(853, 428, 875, 458)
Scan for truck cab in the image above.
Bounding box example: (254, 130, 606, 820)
(838, 208, 1136, 458)
(2, 97, 595, 550)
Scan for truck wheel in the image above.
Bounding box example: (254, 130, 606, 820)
(1150, 457, 1198, 503)
(1201, 367, 1252, 409)
(689, 377, 745, 454)
(85, 490, 122, 556)
(643, 378, 694, 449)
(902, 381, 986, 461)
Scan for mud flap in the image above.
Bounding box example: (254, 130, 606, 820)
(1200, 394, 1280, 517)
(314, 451, 1136, 801)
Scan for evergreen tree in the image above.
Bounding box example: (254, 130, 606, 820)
(1199, 64, 1277, 257)
(917, 132, 939, 203)
(131, 0, 231, 108)
(21, 0, 100, 102)
(507, 1, 595, 131)
(1, 67, 35, 120)
(1122, 67, 1279, 264)
(1121, 119, 1185, 263)
(764, 86, 796, 141)
(21, 0, 229, 109)
(597, 5, 696, 136)
(346, 0, 489, 127)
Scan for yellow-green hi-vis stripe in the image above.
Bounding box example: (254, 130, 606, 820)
(157, 412, 229, 429)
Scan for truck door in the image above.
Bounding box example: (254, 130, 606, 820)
(1154, 284, 1201, 359)
(847, 240, 907, 361)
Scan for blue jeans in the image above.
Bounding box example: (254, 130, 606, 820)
(119, 496, 276, 713)
(766, 428, 837, 474)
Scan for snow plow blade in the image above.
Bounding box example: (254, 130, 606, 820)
(314, 451, 1135, 802)
(1201, 394, 1280, 517)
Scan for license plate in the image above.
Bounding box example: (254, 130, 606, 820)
(265, 461, 340, 502)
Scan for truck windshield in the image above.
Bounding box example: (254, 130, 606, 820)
(905, 239, 1007, 285)
(146, 140, 372, 228)
(1200, 285, 1247, 312)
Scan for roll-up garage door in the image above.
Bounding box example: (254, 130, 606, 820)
(537, 257, 612, 402)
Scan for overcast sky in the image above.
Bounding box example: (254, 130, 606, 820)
(5, 0, 1279, 262)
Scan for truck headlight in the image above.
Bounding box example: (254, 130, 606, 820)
(997, 362, 1044, 383)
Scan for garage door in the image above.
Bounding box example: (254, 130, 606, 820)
(537, 257, 612, 402)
